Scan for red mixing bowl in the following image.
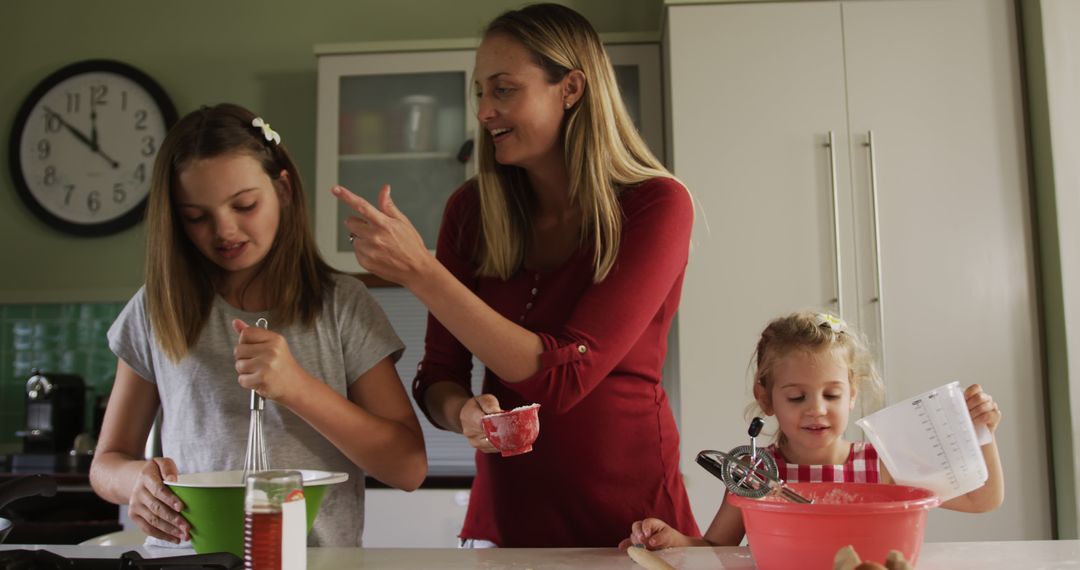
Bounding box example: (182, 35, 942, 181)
(728, 482, 940, 569)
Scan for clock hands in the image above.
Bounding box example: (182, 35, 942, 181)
(42, 105, 119, 169)
(43, 105, 93, 147)
(90, 98, 99, 147)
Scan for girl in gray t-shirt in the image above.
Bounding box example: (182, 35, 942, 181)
(90, 103, 427, 547)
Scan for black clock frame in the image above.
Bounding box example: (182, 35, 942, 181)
(8, 59, 178, 237)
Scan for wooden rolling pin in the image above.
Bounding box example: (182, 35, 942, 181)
(627, 545, 676, 570)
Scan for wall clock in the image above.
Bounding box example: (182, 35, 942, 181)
(8, 59, 177, 236)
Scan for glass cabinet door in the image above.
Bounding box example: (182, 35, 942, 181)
(607, 43, 664, 162)
(315, 50, 475, 272)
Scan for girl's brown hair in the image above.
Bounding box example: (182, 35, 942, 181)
(144, 103, 335, 360)
(474, 3, 678, 282)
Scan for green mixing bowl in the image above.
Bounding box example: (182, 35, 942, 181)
(165, 469, 348, 556)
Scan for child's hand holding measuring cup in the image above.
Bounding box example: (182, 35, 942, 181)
(964, 383, 1002, 436)
(858, 381, 1004, 512)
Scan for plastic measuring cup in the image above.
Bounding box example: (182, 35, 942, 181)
(856, 381, 991, 501)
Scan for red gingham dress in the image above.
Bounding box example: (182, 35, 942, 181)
(768, 442, 881, 483)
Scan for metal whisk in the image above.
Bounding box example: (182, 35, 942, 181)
(241, 317, 270, 483)
(696, 417, 813, 504)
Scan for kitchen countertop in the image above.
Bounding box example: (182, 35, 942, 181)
(1, 540, 1077, 568)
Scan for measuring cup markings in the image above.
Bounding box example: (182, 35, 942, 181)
(914, 398, 957, 484)
(918, 394, 975, 488)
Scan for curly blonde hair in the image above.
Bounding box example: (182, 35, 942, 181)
(746, 311, 883, 439)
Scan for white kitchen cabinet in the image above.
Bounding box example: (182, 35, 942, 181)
(362, 488, 470, 547)
(666, 0, 1050, 542)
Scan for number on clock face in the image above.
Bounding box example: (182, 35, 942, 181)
(18, 70, 169, 227)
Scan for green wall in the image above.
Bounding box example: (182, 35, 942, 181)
(0, 0, 662, 303)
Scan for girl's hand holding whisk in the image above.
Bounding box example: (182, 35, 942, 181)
(233, 319, 308, 402)
(129, 457, 189, 543)
(965, 383, 1002, 434)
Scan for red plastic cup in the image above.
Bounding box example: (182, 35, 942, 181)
(728, 482, 940, 570)
(480, 404, 541, 457)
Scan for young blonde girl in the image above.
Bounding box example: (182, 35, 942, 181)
(624, 311, 1004, 549)
(90, 103, 426, 546)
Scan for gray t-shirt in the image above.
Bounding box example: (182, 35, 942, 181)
(107, 273, 404, 546)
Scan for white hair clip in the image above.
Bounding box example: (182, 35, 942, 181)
(252, 117, 281, 145)
(814, 313, 846, 333)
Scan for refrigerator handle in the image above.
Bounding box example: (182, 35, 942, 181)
(825, 130, 843, 320)
(864, 130, 887, 380)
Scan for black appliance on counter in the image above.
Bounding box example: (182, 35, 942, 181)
(15, 370, 85, 455)
(2, 374, 117, 545)
(0, 550, 243, 569)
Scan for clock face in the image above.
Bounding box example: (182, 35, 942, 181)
(9, 60, 177, 236)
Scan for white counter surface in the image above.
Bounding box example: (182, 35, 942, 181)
(2, 540, 1077, 568)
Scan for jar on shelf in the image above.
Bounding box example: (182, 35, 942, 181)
(399, 94, 437, 152)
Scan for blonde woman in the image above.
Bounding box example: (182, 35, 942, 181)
(332, 3, 698, 547)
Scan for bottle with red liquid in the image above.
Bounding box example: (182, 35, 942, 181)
(244, 470, 306, 570)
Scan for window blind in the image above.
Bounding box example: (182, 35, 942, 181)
(369, 287, 483, 476)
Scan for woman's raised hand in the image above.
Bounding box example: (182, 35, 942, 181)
(331, 184, 433, 288)
(128, 457, 189, 543)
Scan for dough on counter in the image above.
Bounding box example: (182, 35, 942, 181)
(835, 545, 862, 570)
(627, 545, 676, 570)
(884, 550, 914, 570)
(833, 545, 913, 570)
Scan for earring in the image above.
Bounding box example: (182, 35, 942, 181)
(564, 101, 571, 110)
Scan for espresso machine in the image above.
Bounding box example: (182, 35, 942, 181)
(15, 370, 86, 457)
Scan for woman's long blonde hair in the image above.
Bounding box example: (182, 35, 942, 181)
(144, 103, 335, 361)
(475, 3, 673, 282)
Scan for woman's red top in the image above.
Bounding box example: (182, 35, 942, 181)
(412, 177, 700, 547)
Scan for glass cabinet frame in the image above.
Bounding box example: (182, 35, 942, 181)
(315, 45, 477, 274)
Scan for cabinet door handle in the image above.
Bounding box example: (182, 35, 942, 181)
(825, 131, 843, 319)
(864, 130, 886, 378)
(457, 139, 474, 164)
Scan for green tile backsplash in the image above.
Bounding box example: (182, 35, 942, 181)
(1, 301, 124, 448)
